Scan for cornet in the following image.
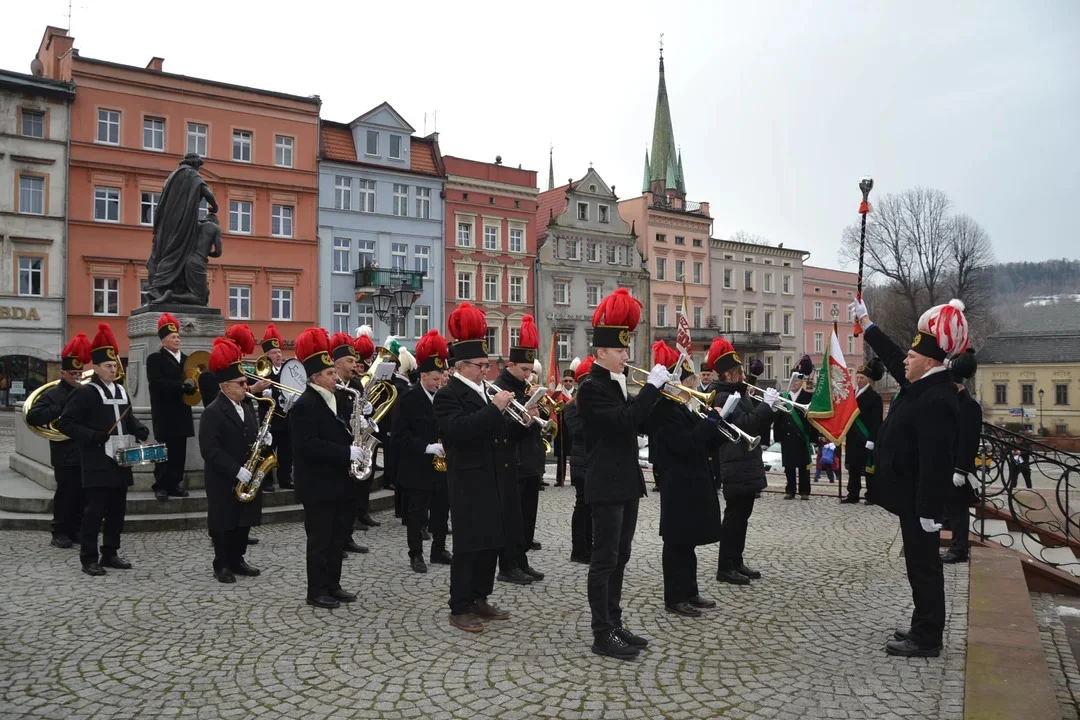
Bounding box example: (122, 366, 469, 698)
(624, 365, 716, 407)
(744, 385, 810, 415)
(484, 382, 551, 431)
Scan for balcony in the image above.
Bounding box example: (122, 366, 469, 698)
(354, 267, 425, 302)
(728, 331, 783, 351)
(650, 195, 709, 216)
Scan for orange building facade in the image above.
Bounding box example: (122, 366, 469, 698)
(33, 27, 321, 355)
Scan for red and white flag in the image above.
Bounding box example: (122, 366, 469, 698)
(807, 330, 861, 443)
(675, 312, 695, 371)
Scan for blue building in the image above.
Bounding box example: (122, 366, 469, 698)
(318, 103, 444, 345)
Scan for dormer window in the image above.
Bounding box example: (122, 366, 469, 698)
(366, 130, 378, 156)
(577, 202, 589, 221)
(389, 134, 402, 159)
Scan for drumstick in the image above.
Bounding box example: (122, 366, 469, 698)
(107, 407, 131, 436)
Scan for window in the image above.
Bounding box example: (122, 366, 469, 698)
(456, 271, 472, 300)
(366, 130, 378, 155)
(577, 202, 589, 220)
(723, 308, 734, 331)
(413, 305, 430, 336)
(607, 244, 617, 264)
(414, 246, 430, 277)
(765, 259, 773, 266)
(509, 327, 520, 349)
(199, 199, 209, 220)
(392, 243, 407, 271)
(764, 310, 774, 333)
(723, 268, 733, 289)
(389, 135, 403, 159)
(693, 307, 703, 328)
(783, 311, 792, 336)
(598, 205, 609, 223)
(232, 130, 252, 162)
(693, 262, 702, 284)
(187, 123, 208, 156)
(566, 239, 579, 260)
(143, 117, 165, 151)
(97, 109, 120, 144)
(656, 258, 666, 281)
(358, 303, 374, 329)
(1056, 384, 1069, 406)
(556, 333, 571, 362)
(744, 270, 754, 290)
(814, 333, 824, 354)
(140, 279, 151, 306)
(271, 287, 292, 321)
(1056, 424, 1069, 436)
(675, 236, 685, 245)
(587, 241, 599, 262)
(333, 238, 350, 273)
(509, 227, 523, 253)
(334, 176, 351, 210)
(656, 304, 667, 327)
(765, 355, 774, 379)
(21, 109, 44, 138)
(271, 205, 293, 237)
(724, 253, 734, 260)
(391, 314, 407, 338)
(18, 257, 43, 296)
(764, 273, 774, 293)
(586, 285, 601, 308)
(94, 187, 120, 222)
(847, 334, 854, 355)
(229, 200, 252, 234)
(744, 309, 754, 332)
(782, 274, 792, 294)
(333, 302, 351, 334)
(354, 179, 374, 213)
(813, 301, 823, 320)
(484, 273, 499, 302)
(358, 240, 375, 268)
(275, 135, 294, 167)
(93, 278, 119, 315)
(554, 280, 569, 305)
(783, 261, 792, 267)
(18, 176, 44, 215)
(745, 256, 754, 263)
(784, 356, 793, 379)
(484, 225, 499, 251)
(415, 187, 431, 219)
(656, 234, 666, 243)
(140, 191, 160, 226)
(994, 384, 1007, 405)
(485, 328, 499, 356)
(675, 260, 685, 281)
(393, 184, 409, 217)
(693, 238, 703, 247)
(228, 285, 251, 319)
(510, 276, 524, 303)
(1022, 384, 1034, 405)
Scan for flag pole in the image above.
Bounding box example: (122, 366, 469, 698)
(833, 315, 843, 500)
(681, 274, 693, 370)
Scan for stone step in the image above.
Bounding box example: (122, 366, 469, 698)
(970, 515, 1011, 538)
(1009, 530, 1080, 576)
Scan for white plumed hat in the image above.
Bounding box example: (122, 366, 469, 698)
(913, 299, 969, 361)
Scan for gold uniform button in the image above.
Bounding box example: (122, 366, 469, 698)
(504, 463, 509, 468)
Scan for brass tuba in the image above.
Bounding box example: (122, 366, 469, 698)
(22, 368, 97, 441)
(433, 438, 447, 472)
(236, 393, 278, 502)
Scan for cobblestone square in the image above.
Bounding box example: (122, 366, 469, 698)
(0, 470, 967, 719)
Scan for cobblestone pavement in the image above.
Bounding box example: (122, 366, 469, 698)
(1031, 593, 1080, 719)
(0, 472, 968, 720)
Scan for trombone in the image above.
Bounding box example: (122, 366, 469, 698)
(484, 382, 551, 431)
(240, 357, 302, 398)
(744, 384, 810, 415)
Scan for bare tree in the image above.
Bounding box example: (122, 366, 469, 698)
(729, 230, 772, 247)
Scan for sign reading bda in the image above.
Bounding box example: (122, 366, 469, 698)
(0, 306, 42, 320)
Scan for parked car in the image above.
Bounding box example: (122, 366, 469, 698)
(761, 441, 784, 471)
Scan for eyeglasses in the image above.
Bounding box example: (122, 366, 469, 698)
(464, 361, 491, 371)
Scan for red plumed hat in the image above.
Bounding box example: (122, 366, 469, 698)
(296, 327, 333, 376)
(510, 315, 539, 363)
(61, 333, 92, 371)
(353, 334, 375, 361)
(592, 288, 641, 348)
(706, 337, 742, 375)
(415, 329, 449, 373)
(652, 340, 680, 370)
(447, 302, 488, 361)
(224, 324, 255, 356)
(329, 332, 356, 361)
(157, 312, 180, 340)
(574, 355, 595, 382)
(209, 336, 245, 382)
(261, 323, 284, 353)
(90, 322, 119, 365)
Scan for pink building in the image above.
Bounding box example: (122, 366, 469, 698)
(802, 265, 863, 369)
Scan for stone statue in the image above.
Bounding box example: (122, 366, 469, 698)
(145, 153, 219, 305)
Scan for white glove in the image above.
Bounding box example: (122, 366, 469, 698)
(849, 298, 869, 323)
(261, 432, 273, 447)
(919, 517, 942, 533)
(262, 388, 273, 398)
(362, 401, 374, 416)
(865, 441, 874, 450)
(646, 363, 674, 389)
(236, 467, 252, 483)
(720, 393, 741, 419)
(349, 446, 364, 463)
(762, 387, 780, 410)
(952, 472, 967, 488)
(425, 443, 445, 457)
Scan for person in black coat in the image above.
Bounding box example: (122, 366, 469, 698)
(145, 312, 195, 500)
(198, 337, 266, 583)
(289, 329, 364, 610)
(851, 297, 965, 658)
(350, 332, 378, 530)
(941, 350, 983, 564)
(563, 357, 593, 563)
(1007, 440, 1034, 489)
(842, 358, 885, 504)
(433, 303, 517, 634)
(706, 337, 776, 586)
(56, 323, 150, 576)
(393, 330, 452, 573)
(577, 289, 668, 660)
(257, 324, 293, 492)
(774, 370, 816, 501)
(26, 333, 92, 549)
(646, 341, 725, 618)
(328, 332, 367, 556)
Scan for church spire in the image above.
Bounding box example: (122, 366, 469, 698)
(642, 150, 651, 193)
(647, 42, 684, 198)
(548, 145, 554, 191)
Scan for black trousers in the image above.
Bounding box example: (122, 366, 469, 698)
(945, 496, 970, 555)
(51, 464, 84, 540)
(662, 542, 699, 606)
(355, 477, 373, 517)
(784, 465, 810, 496)
(898, 513, 946, 647)
(571, 474, 592, 560)
(211, 526, 251, 571)
(80, 486, 126, 565)
(152, 437, 187, 493)
(267, 423, 292, 488)
(407, 486, 449, 558)
(1008, 465, 1033, 489)
(303, 503, 350, 599)
(499, 474, 541, 574)
(449, 548, 498, 615)
(588, 499, 639, 634)
(718, 492, 756, 572)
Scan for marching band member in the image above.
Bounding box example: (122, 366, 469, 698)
(393, 329, 452, 573)
(199, 337, 266, 583)
(57, 323, 150, 576)
(551, 361, 577, 487)
(842, 358, 885, 505)
(146, 312, 195, 501)
(941, 349, 982, 564)
(380, 335, 417, 522)
(774, 356, 817, 501)
(707, 337, 775, 586)
(197, 324, 268, 408)
(352, 331, 378, 531)
(433, 302, 516, 633)
(562, 356, 594, 563)
(26, 333, 91, 549)
(577, 289, 670, 660)
(259, 324, 292, 492)
(851, 297, 964, 657)
(646, 341, 723, 618)
(330, 332, 368, 556)
(495, 315, 545, 585)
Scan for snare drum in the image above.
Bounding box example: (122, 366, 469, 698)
(114, 443, 169, 467)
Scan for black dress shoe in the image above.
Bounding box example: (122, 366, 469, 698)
(521, 566, 545, 581)
(840, 496, 861, 504)
(410, 556, 428, 573)
(214, 568, 236, 584)
(497, 569, 534, 585)
(885, 638, 940, 657)
(716, 569, 751, 585)
(353, 520, 369, 532)
(783, 493, 795, 500)
(154, 490, 169, 501)
(51, 535, 73, 549)
(429, 549, 453, 565)
(246, 537, 260, 546)
(666, 602, 703, 617)
(894, 628, 910, 641)
(591, 629, 639, 660)
(344, 539, 369, 554)
(307, 595, 340, 609)
(230, 560, 261, 577)
(613, 626, 648, 647)
(688, 595, 717, 609)
(360, 514, 381, 527)
(101, 555, 132, 570)
(167, 489, 190, 498)
(82, 563, 106, 576)
(330, 588, 357, 602)
(569, 555, 590, 565)
(262, 485, 276, 493)
(864, 498, 876, 506)
(941, 550, 969, 564)
(529, 541, 542, 551)
(737, 564, 761, 580)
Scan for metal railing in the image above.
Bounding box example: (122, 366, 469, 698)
(353, 267, 425, 292)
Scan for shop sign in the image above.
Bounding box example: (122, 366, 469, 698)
(0, 306, 41, 321)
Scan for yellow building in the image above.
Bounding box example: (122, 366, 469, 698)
(975, 330, 1080, 436)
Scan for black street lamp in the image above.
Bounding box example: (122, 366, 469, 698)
(1038, 388, 1045, 435)
(372, 282, 418, 327)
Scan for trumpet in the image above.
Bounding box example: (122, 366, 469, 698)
(624, 365, 716, 407)
(685, 403, 761, 450)
(526, 382, 565, 416)
(484, 382, 551, 430)
(744, 385, 810, 415)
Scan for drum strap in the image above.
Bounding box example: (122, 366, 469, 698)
(89, 382, 127, 435)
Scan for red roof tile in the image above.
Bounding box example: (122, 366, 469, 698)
(319, 120, 443, 177)
(321, 123, 356, 163)
(536, 183, 573, 236)
(409, 137, 442, 177)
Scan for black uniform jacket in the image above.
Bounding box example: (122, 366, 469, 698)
(493, 369, 546, 479)
(289, 386, 353, 506)
(576, 363, 660, 505)
(646, 397, 724, 546)
(710, 382, 772, 499)
(145, 347, 194, 439)
(433, 375, 520, 554)
(56, 375, 149, 489)
(951, 387, 983, 505)
(199, 393, 263, 532)
(847, 385, 883, 472)
(772, 388, 816, 469)
(392, 383, 445, 492)
(562, 400, 587, 484)
(25, 379, 81, 467)
(864, 324, 959, 518)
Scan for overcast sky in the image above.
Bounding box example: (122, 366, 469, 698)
(5, 1, 1076, 270)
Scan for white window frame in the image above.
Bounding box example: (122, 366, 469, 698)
(97, 109, 120, 145)
(357, 303, 375, 329)
(693, 262, 702, 284)
(334, 176, 352, 211)
(744, 270, 754, 291)
(723, 308, 734, 332)
(784, 355, 793, 378)
(509, 275, 525, 304)
(765, 354, 774, 379)
(93, 277, 120, 316)
(415, 187, 431, 219)
(457, 221, 473, 248)
(357, 240, 375, 268)
(229, 285, 251, 320)
(366, 130, 379, 156)
(456, 271, 473, 300)
(274, 135, 294, 168)
(414, 246, 430, 278)
(848, 334, 855, 355)
(271, 287, 293, 321)
(607, 244, 617, 264)
(389, 134, 403, 160)
(271, 205, 293, 238)
(333, 238, 351, 274)
(485, 328, 500, 357)
(598, 204, 610, 223)
(483, 225, 499, 251)
(411, 305, 429, 337)
(509, 327, 521, 349)
(744, 309, 754, 332)
(392, 243, 408, 271)
(232, 130, 252, 163)
(140, 191, 160, 226)
(554, 280, 569, 306)
(566, 239, 580, 261)
(587, 241, 599, 263)
(393, 184, 409, 217)
(813, 301, 823, 320)
(483, 273, 499, 302)
(358, 180, 376, 213)
(577, 202, 589, 221)
(18, 175, 45, 215)
(333, 302, 351, 334)
(143, 116, 165, 152)
(782, 274, 793, 294)
(187, 123, 208, 156)
(675, 259, 685, 282)
(94, 187, 120, 223)
(656, 304, 667, 327)
(586, 284, 601, 308)
(656, 257, 666, 281)
(693, 306, 703, 328)
(764, 310, 774, 333)
(814, 332, 824, 354)
(764, 273, 774, 293)
(509, 226, 524, 253)
(556, 333, 571, 362)
(229, 200, 252, 234)
(783, 311, 793, 336)
(18, 256, 43, 297)
(723, 268, 733, 289)
(21, 109, 44, 138)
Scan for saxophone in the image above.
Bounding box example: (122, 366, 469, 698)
(337, 382, 369, 480)
(236, 393, 278, 502)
